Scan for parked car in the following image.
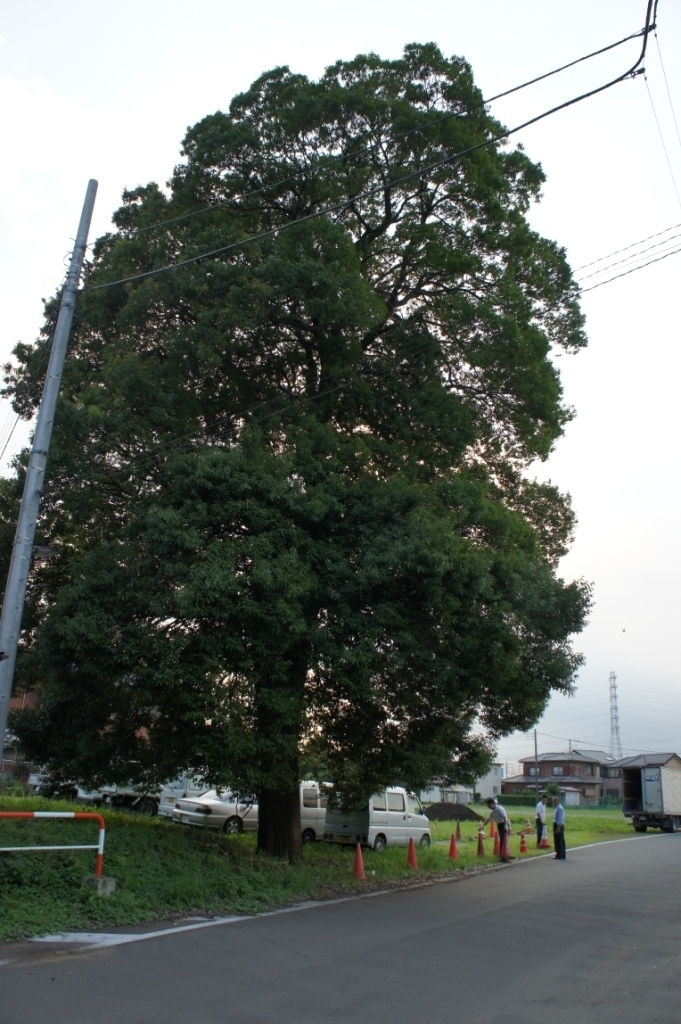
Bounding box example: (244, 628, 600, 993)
(172, 781, 328, 841)
(323, 786, 431, 850)
(172, 790, 258, 833)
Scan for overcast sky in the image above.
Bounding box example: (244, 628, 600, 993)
(1, 0, 680, 772)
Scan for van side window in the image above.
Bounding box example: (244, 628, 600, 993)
(319, 795, 328, 808)
(302, 788, 318, 808)
(372, 793, 387, 811)
(387, 792, 405, 812)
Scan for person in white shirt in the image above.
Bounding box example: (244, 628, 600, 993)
(535, 794, 548, 847)
(483, 797, 512, 862)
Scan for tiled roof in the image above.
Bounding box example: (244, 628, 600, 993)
(519, 751, 605, 764)
(612, 752, 680, 768)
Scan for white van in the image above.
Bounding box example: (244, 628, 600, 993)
(300, 781, 328, 843)
(158, 775, 208, 818)
(323, 786, 431, 850)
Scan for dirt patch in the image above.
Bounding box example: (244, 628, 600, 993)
(424, 802, 483, 823)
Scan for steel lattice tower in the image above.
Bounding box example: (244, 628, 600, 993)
(609, 671, 623, 759)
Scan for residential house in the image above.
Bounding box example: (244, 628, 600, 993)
(474, 762, 504, 801)
(501, 749, 622, 805)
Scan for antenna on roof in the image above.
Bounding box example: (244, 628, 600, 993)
(609, 671, 623, 759)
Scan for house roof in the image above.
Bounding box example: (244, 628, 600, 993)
(613, 752, 681, 768)
(519, 750, 610, 765)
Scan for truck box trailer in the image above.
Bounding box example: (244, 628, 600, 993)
(623, 764, 681, 833)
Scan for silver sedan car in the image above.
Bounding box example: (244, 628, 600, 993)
(172, 790, 258, 834)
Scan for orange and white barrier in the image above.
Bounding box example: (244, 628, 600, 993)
(0, 811, 106, 877)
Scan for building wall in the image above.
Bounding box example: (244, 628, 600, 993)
(475, 764, 504, 800)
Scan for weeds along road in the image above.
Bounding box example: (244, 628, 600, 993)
(2, 835, 680, 1024)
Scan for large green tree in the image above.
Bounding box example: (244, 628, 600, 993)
(6, 44, 590, 859)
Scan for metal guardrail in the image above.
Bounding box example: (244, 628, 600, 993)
(0, 811, 106, 876)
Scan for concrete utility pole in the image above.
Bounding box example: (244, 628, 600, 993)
(0, 180, 98, 771)
(534, 729, 540, 798)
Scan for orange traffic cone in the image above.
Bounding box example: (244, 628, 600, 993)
(407, 837, 419, 870)
(489, 820, 497, 839)
(448, 833, 459, 860)
(493, 831, 500, 856)
(539, 824, 551, 850)
(477, 829, 485, 856)
(455, 820, 462, 841)
(519, 831, 528, 854)
(525, 819, 533, 834)
(353, 843, 366, 880)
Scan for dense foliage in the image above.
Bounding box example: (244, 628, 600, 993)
(5, 44, 590, 858)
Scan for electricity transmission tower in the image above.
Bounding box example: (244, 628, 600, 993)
(609, 671, 623, 759)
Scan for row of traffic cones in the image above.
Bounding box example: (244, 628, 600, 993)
(352, 819, 542, 879)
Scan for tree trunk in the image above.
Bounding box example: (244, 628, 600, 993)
(257, 784, 302, 862)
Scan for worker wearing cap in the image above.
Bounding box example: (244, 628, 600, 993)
(483, 797, 513, 862)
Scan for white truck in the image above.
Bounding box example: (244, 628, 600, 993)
(621, 754, 681, 833)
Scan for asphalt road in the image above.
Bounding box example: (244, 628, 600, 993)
(1, 835, 680, 1024)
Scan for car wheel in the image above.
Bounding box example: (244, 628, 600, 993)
(135, 798, 158, 817)
(373, 835, 386, 851)
(419, 834, 431, 848)
(302, 829, 316, 844)
(633, 824, 647, 833)
(223, 816, 243, 834)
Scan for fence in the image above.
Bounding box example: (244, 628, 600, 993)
(0, 811, 106, 876)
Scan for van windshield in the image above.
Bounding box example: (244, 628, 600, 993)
(408, 794, 424, 815)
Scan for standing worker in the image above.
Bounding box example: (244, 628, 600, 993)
(535, 794, 548, 847)
(483, 797, 513, 862)
(552, 795, 566, 860)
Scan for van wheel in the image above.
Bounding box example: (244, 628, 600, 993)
(302, 829, 315, 844)
(135, 798, 158, 817)
(223, 816, 243, 834)
(373, 835, 386, 851)
(419, 834, 431, 848)
(633, 825, 647, 833)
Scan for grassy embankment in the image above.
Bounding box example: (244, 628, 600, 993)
(0, 797, 634, 943)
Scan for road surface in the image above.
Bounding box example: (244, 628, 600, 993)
(1, 834, 680, 1023)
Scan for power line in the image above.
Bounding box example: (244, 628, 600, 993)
(576, 232, 681, 281)
(87, 3, 654, 294)
(580, 241, 681, 291)
(653, 26, 681, 152)
(572, 220, 681, 271)
(644, 72, 681, 208)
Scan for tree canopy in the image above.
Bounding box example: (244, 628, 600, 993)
(6, 43, 590, 858)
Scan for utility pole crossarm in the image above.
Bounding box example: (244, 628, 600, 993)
(0, 179, 98, 771)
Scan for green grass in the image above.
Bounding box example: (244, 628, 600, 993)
(0, 798, 635, 943)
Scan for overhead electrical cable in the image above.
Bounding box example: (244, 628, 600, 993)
(573, 220, 681, 271)
(87, 0, 655, 293)
(644, 73, 681, 208)
(123, 26, 647, 240)
(580, 242, 681, 291)
(576, 231, 681, 281)
(654, 31, 681, 151)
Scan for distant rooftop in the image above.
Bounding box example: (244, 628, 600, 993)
(520, 749, 612, 764)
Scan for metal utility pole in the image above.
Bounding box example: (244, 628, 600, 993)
(0, 180, 98, 771)
(534, 728, 539, 798)
(609, 670, 623, 759)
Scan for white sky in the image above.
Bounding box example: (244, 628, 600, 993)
(1, 0, 680, 771)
